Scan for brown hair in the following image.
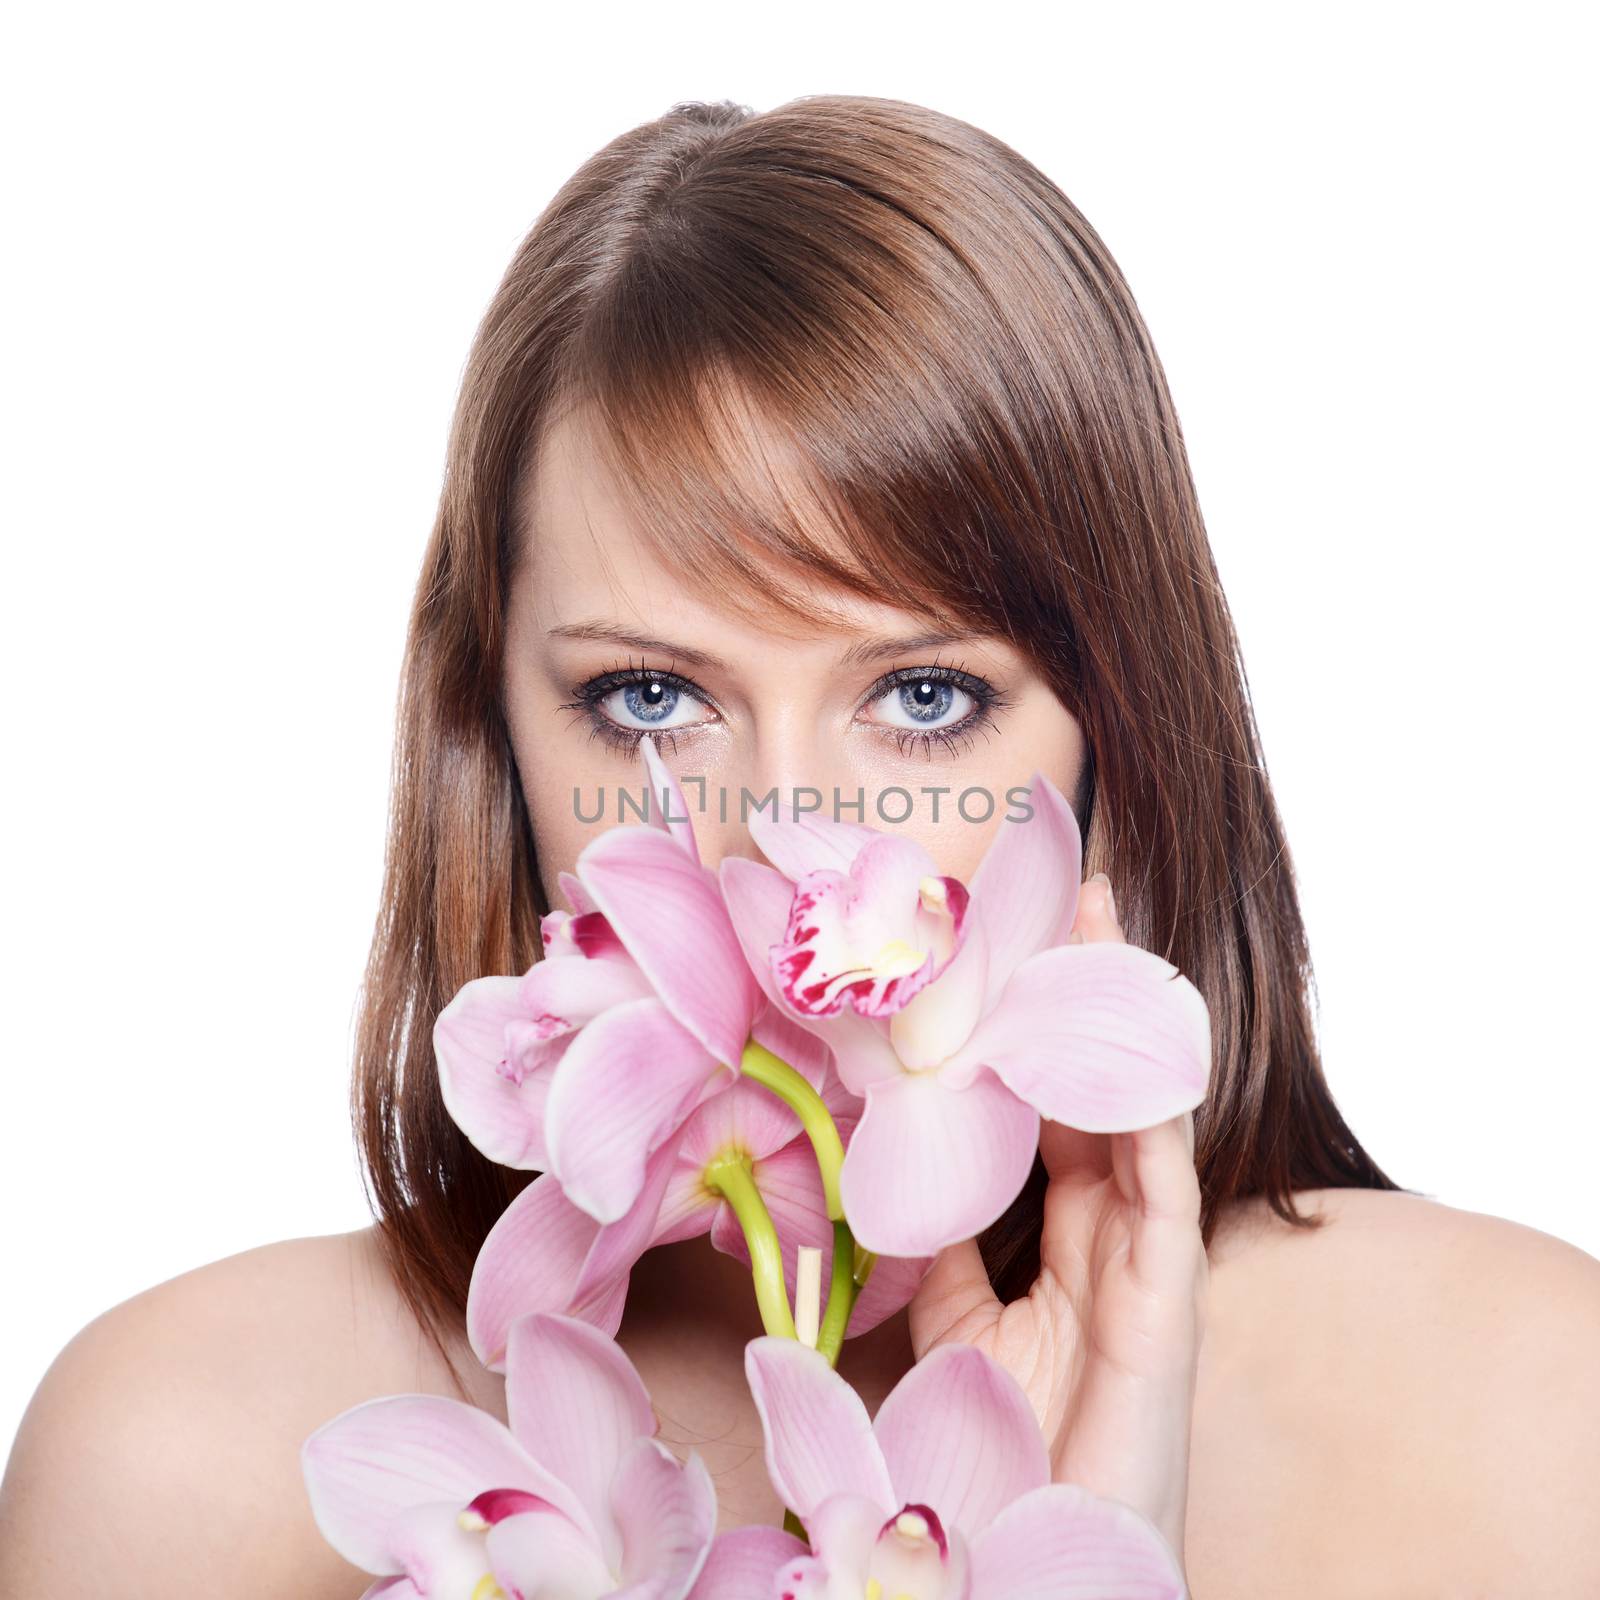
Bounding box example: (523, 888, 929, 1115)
(353, 93, 1399, 1371)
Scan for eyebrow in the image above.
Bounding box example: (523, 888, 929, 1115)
(544, 621, 979, 673)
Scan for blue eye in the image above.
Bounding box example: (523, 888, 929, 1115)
(867, 674, 974, 731)
(856, 662, 1008, 757)
(565, 656, 1008, 762)
(595, 675, 709, 732)
(563, 663, 720, 753)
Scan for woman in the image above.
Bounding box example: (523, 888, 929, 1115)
(3, 94, 1597, 1596)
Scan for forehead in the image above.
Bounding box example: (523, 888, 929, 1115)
(515, 406, 948, 647)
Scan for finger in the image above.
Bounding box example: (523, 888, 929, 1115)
(1124, 1112, 1204, 1292)
(1039, 1117, 1111, 1182)
(1069, 872, 1125, 947)
(906, 1237, 997, 1359)
(1130, 1113, 1201, 1222)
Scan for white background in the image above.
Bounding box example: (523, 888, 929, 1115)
(3, 3, 1595, 1459)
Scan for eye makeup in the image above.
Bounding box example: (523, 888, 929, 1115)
(556, 653, 1013, 761)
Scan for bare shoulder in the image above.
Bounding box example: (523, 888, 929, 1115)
(1188, 1187, 1600, 1597)
(0, 1226, 500, 1599)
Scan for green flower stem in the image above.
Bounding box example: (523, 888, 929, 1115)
(815, 1218, 860, 1367)
(853, 1246, 878, 1289)
(739, 1040, 846, 1221)
(703, 1153, 796, 1341)
(783, 1508, 808, 1541)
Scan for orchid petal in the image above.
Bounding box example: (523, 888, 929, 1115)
(685, 1525, 808, 1600)
(716, 854, 795, 1012)
(651, 1162, 723, 1251)
(761, 1549, 832, 1599)
(503, 1313, 656, 1562)
(578, 823, 758, 1067)
(484, 1506, 616, 1600)
(791, 1492, 889, 1589)
(707, 1195, 751, 1264)
(667, 1038, 863, 1249)
(967, 1483, 1186, 1598)
(640, 732, 702, 864)
(545, 997, 729, 1224)
(887, 919, 990, 1071)
(749, 998, 832, 1089)
(674, 1076, 803, 1172)
(301, 1395, 569, 1575)
(747, 802, 880, 880)
(359, 1579, 424, 1600)
(872, 1344, 1050, 1540)
(609, 1437, 719, 1596)
(845, 1251, 936, 1340)
(521, 942, 655, 1028)
(702, 1134, 807, 1272)
(558, 868, 597, 916)
(388, 1500, 519, 1598)
(744, 1338, 894, 1522)
(818, 1057, 865, 1123)
(571, 1130, 685, 1304)
(956, 942, 1210, 1130)
(466, 1175, 629, 1370)
(968, 771, 1083, 1007)
(839, 1068, 1040, 1257)
(816, 1006, 904, 1094)
(433, 974, 562, 1171)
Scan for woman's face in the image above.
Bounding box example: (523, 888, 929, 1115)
(503, 412, 1088, 903)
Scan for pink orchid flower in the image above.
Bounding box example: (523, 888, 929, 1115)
(465, 1040, 929, 1372)
(301, 1311, 728, 1600)
(651, 1067, 931, 1336)
(744, 1336, 1187, 1599)
(434, 736, 771, 1226)
(719, 777, 1211, 1256)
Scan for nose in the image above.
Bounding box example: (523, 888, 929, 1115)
(684, 723, 856, 874)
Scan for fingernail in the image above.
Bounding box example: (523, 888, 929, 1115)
(1090, 871, 1117, 923)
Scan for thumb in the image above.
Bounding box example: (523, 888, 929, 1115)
(907, 1237, 998, 1359)
(1071, 870, 1125, 946)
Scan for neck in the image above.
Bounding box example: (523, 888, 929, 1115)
(618, 1232, 917, 1408)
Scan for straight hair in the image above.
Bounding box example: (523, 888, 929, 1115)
(353, 94, 1399, 1373)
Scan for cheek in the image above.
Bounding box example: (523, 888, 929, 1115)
(888, 796, 1025, 881)
(861, 695, 1086, 877)
(504, 654, 639, 898)
(524, 772, 588, 904)
(509, 702, 632, 903)
(524, 758, 673, 901)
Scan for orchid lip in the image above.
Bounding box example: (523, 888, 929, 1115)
(859, 1500, 954, 1600)
(772, 843, 973, 1021)
(880, 1502, 948, 1561)
(568, 909, 626, 960)
(458, 1486, 556, 1530)
(495, 1017, 566, 1085)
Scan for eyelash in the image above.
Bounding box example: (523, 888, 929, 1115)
(556, 654, 1013, 762)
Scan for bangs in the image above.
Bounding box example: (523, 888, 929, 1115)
(544, 195, 1060, 646)
(574, 366, 901, 633)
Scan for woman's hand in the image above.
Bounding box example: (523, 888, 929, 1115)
(905, 871, 1208, 1567)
